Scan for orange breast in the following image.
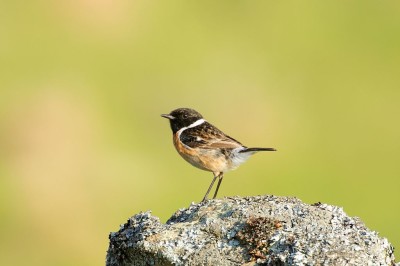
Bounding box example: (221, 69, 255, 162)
(173, 133, 229, 173)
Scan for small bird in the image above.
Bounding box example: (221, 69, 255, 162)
(161, 108, 276, 202)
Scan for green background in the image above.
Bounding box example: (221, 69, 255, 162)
(1, 1, 399, 265)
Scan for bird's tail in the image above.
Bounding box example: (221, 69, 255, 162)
(239, 147, 276, 153)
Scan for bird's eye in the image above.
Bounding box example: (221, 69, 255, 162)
(183, 114, 188, 118)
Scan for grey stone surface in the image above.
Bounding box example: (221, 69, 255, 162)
(106, 195, 397, 266)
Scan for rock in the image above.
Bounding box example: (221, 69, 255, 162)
(106, 195, 397, 266)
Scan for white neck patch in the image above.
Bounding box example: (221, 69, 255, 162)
(177, 119, 206, 139)
(187, 118, 205, 129)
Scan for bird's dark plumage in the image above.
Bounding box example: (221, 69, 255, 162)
(161, 108, 276, 202)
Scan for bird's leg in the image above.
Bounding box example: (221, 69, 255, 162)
(201, 174, 218, 202)
(212, 173, 224, 199)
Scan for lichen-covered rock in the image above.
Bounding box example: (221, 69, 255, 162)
(106, 195, 397, 266)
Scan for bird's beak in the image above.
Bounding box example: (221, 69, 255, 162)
(161, 114, 175, 120)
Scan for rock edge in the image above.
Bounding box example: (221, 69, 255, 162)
(106, 195, 396, 266)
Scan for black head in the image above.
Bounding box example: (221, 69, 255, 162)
(161, 108, 203, 133)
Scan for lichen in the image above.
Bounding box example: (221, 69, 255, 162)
(106, 195, 397, 266)
(235, 216, 283, 263)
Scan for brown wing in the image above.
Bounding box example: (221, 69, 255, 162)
(180, 121, 244, 150)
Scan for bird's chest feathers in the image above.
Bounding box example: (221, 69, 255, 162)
(173, 132, 229, 172)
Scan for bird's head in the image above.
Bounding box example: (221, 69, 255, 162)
(161, 108, 203, 133)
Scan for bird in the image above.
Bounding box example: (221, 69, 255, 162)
(161, 108, 276, 202)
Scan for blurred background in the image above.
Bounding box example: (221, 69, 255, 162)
(1, 1, 399, 265)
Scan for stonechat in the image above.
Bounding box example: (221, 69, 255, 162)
(161, 108, 276, 202)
